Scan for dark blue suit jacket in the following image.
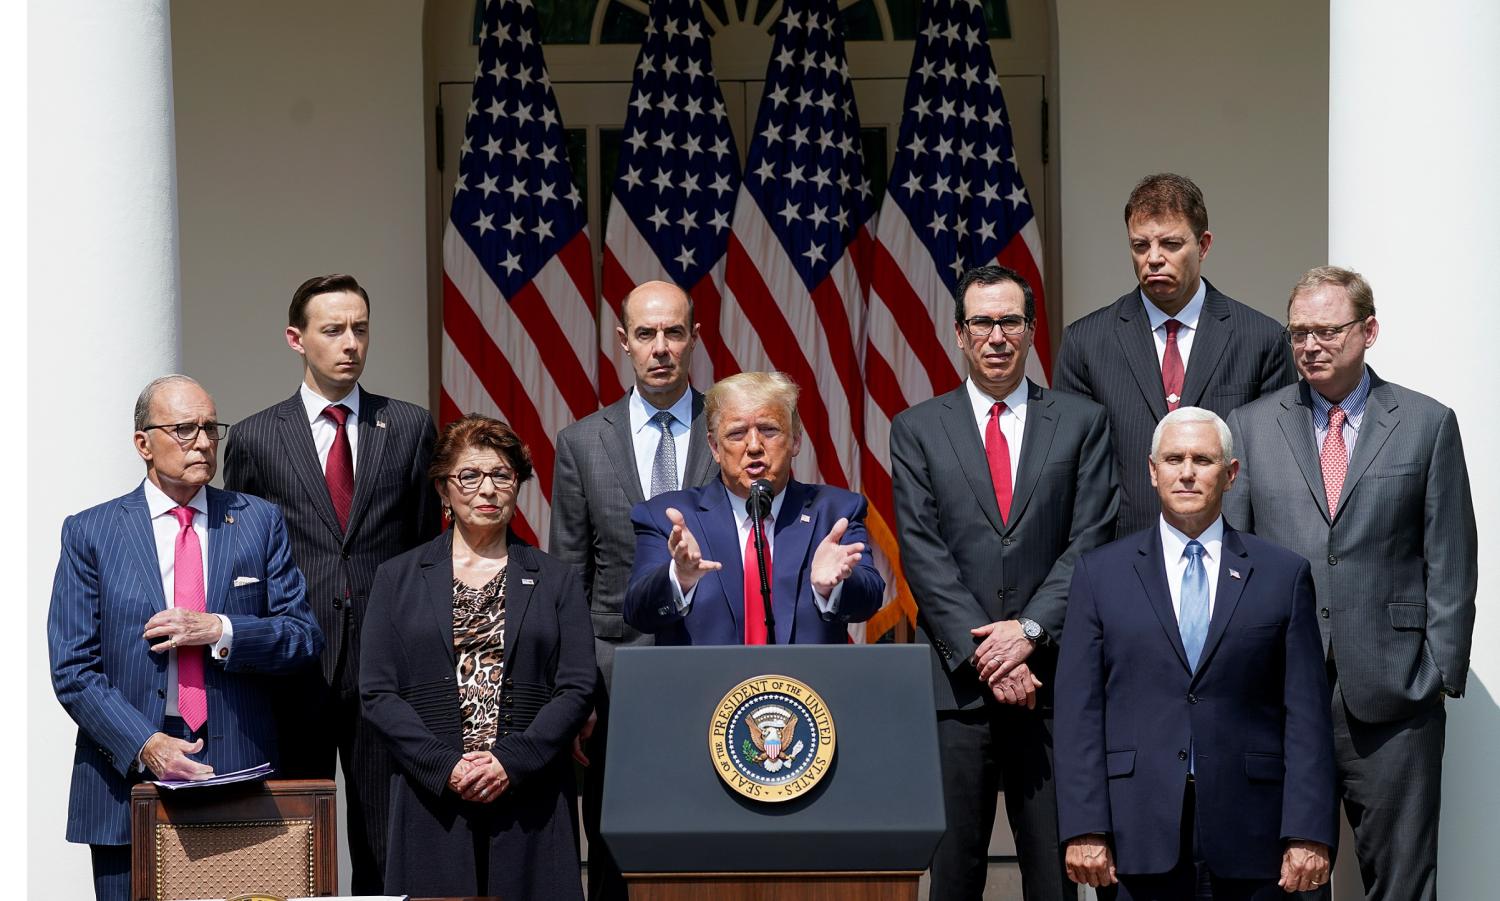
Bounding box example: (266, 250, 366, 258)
(48, 484, 324, 845)
(1054, 524, 1337, 879)
(624, 479, 884, 645)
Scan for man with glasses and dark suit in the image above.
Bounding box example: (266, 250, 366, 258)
(222, 274, 439, 891)
(1225, 267, 1477, 901)
(49, 375, 323, 901)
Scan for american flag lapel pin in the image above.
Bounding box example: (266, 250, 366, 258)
(1229, 568, 1242, 580)
(521, 577, 536, 586)
(375, 418, 387, 429)
(800, 513, 811, 523)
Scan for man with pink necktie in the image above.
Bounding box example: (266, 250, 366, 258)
(1225, 267, 1477, 901)
(48, 375, 323, 901)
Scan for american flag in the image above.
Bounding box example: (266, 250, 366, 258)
(862, 0, 1050, 637)
(720, 0, 875, 498)
(600, 0, 741, 401)
(441, 0, 597, 545)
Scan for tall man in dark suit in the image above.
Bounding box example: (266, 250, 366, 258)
(1056, 407, 1336, 900)
(626, 370, 884, 644)
(890, 264, 1118, 901)
(222, 274, 439, 891)
(550, 280, 718, 899)
(1053, 173, 1295, 535)
(1224, 267, 1477, 901)
(49, 375, 324, 901)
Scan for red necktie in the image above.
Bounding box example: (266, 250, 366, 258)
(172, 506, 208, 732)
(323, 404, 354, 531)
(985, 402, 1013, 525)
(1321, 406, 1349, 516)
(743, 518, 771, 645)
(1162, 319, 1185, 410)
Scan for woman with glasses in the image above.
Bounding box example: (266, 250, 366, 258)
(360, 413, 595, 899)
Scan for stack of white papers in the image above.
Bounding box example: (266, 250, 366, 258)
(153, 762, 273, 790)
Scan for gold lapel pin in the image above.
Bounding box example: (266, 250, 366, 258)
(224, 513, 235, 524)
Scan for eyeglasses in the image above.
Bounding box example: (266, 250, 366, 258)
(448, 468, 517, 491)
(142, 421, 230, 442)
(962, 315, 1031, 338)
(1285, 318, 1366, 346)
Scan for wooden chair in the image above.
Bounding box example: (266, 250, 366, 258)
(129, 779, 337, 900)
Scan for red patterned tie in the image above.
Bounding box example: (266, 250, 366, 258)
(985, 402, 1013, 525)
(743, 519, 771, 645)
(172, 506, 208, 732)
(1321, 406, 1349, 516)
(1162, 319, 1185, 410)
(323, 404, 354, 531)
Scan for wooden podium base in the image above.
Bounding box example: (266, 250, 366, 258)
(623, 870, 922, 900)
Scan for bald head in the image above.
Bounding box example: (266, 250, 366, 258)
(617, 281, 699, 407)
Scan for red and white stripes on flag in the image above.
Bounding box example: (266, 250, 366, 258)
(862, 0, 1050, 638)
(440, 0, 597, 545)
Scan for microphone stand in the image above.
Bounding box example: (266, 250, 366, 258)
(752, 512, 775, 644)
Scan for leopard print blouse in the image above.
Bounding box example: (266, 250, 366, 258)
(453, 566, 507, 753)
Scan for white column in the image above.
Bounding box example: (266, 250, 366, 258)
(1328, 3, 1500, 899)
(29, 2, 182, 895)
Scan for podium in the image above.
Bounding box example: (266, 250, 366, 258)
(602, 645, 945, 900)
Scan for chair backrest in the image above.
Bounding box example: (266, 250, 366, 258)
(129, 779, 337, 900)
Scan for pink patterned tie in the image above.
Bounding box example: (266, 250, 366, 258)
(172, 506, 208, 731)
(1320, 406, 1348, 516)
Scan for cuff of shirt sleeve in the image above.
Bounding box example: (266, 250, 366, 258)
(211, 614, 234, 661)
(668, 568, 696, 614)
(813, 580, 843, 615)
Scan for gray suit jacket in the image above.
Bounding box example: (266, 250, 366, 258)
(1053, 281, 1296, 536)
(891, 381, 1119, 711)
(1224, 372, 1477, 724)
(548, 390, 717, 686)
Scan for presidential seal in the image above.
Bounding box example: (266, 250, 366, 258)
(708, 674, 836, 802)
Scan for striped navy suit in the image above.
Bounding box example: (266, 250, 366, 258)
(48, 484, 323, 847)
(222, 388, 438, 891)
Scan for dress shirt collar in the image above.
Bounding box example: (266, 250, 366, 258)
(726, 481, 787, 533)
(1140, 278, 1207, 332)
(964, 376, 1031, 426)
(300, 381, 362, 425)
(1309, 366, 1372, 430)
(142, 479, 208, 520)
(629, 386, 695, 436)
(1159, 514, 1224, 565)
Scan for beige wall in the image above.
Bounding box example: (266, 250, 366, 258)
(1054, 1, 1329, 326)
(173, 0, 431, 425)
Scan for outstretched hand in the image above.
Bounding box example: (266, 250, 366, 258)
(666, 507, 721, 592)
(810, 517, 865, 597)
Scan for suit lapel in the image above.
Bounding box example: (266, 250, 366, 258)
(1276, 385, 1331, 525)
(1179, 286, 1232, 408)
(1114, 294, 1171, 421)
(118, 487, 168, 610)
(1333, 373, 1398, 524)
(275, 394, 344, 542)
(344, 391, 390, 542)
(1004, 381, 1056, 532)
(684, 390, 717, 487)
(419, 534, 459, 667)
(502, 544, 540, 667)
(938, 386, 1005, 534)
(1193, 527, 1251, 681)
(697, 485, 744, 637)
(1134, 529, 1191, 672)
(204, 489, 235, 614)
(770, 481, 817, 645)
(601, 395, 646, 507)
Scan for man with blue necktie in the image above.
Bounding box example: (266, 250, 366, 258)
(48, 375, 323, 901)
(1054, 407, 1336, 900)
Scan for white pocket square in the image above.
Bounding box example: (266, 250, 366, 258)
(233, 576, 262, 587)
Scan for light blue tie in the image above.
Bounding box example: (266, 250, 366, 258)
(1179, 540, 1209, 671)
(648, 411, 678, 498)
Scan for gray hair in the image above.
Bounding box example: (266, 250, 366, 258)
(1150, 406, 1233, 461)
(1288, 265, 1376, 321)
(134, 375, 204, 431)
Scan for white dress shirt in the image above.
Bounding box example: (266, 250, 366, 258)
(965, 376, 1029, 488)
(629, 387, 693, 499)
(142, 480, 234, 717)
(1159, 514, 1224, 620)
(670, 483, 841, 616)
(300, 382, 362, 476)
(1141, 278, 1207, 370)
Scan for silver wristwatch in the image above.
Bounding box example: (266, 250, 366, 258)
(1018, 617, 1045, 644)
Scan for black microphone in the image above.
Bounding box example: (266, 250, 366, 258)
(746, 479, 776, 643)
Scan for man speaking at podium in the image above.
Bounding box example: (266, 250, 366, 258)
(624, 371, 884, 645)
